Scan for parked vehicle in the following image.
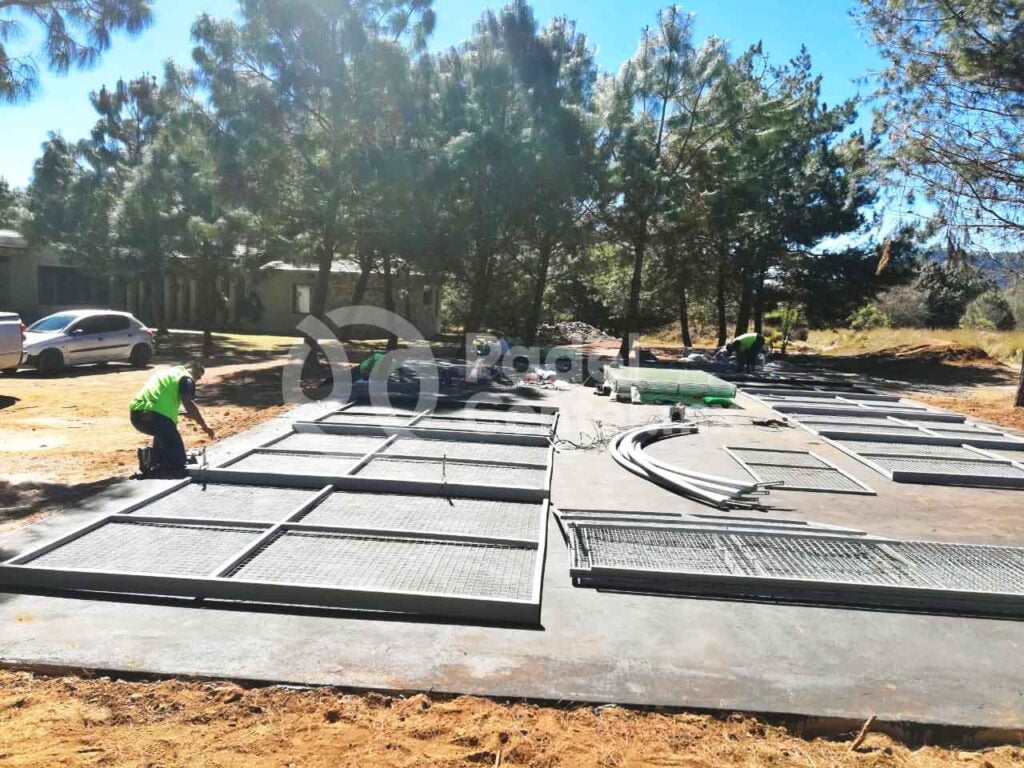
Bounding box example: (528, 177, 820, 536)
(23, 310, 155, 375)
(0, 311, 25, 373)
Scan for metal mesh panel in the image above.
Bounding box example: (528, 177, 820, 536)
(416, 417, 551, 436)
(134, 483, 316, 522)
(271, 433, 386, 455)
(323, 414, 417, 427)
(838, 441, 980, 459)
(974, 449, 1024, 463)
(730, 535, 911, 584)
(888, 542, 1024, 593)
(298, 492, 541, 540)
(797, 416, 899, 426)
(431, 409, 555, 426)
(814, 425, 925, 436)
(356, 456, 546, 487)
(744, 465, 869, 493)
(872, 456, 1024, 479)
(231, 531, 536, 600)
(229, 451, 360, 476)
(907, 422, 996, 434)
(572, 525, 1024, 594)
(28, 521, 260, 575)
(385, 438, 548, 465)
(862, 402, 928, 411)
(729, 449, 827, 468)
(573, 526, 736, 574)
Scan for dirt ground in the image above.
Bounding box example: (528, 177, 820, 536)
(1, 671, 1021, 768)
(0, 332, 303, 528)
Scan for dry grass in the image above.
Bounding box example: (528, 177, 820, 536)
(805, 328, 1024, 365)
(1, 671, 1021, 767)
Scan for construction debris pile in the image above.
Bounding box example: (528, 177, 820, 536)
(534, 321, 611, 346)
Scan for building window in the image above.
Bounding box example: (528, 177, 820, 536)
(423, 286, 433, 307)
(37, 266, 109, 306)
(293, 284, 312, 314)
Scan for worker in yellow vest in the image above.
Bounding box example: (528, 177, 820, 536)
(727, 332, 766, 373)
(130, 360, 214, 475)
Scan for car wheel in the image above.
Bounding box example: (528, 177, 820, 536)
(130, 344, 152, 368)
(38, 349, 64, 376)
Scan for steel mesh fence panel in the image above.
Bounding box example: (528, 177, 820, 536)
(729, 449, 828, 468)
(229, 451, 361, 476)
(836, 441, 979, 459)
(271, 433, 387, 455)
(298, 492, 541, 541)
(26, 521, 261, 576)
(416, 417, 551, 436)
(356, 457, 546, 487)
(744, 465, 869, 493)
(871, 456, 1024, 480)
(134, 483, 316, 522)
(385, 438, 548, 465)
(230, 531, 536, 600)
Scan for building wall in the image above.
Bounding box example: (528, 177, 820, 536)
(3, 245, 103, 322)
(1, 241, 443, 338)
(250, 269, 441, 338)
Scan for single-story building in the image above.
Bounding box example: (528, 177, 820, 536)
(0, 231, 441, 338)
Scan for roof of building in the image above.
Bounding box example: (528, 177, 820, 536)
(259, 259, 363, 275)
(0, 229, 28, 249)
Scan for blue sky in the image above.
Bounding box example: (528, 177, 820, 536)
(0, 0, 881, 188)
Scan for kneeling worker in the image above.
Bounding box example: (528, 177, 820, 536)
(130, 360, 215, 475)
(727, 332, 766, 373)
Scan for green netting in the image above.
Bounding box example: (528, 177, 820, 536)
(604, 366, 737, 399)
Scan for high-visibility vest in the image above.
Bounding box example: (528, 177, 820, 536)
(732, 332, 760, 351)
(130, 365, 188, 423)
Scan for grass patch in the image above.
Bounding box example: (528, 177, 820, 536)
(805, 328, 1024, 364)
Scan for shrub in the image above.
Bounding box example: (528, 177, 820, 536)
(876, 284, 930, 328)
(959, 290, 1016, 331)
(848, 304, 889, 330)
(915, 260, 992, 327)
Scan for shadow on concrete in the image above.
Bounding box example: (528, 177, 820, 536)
(8, 363, 147, 381)
(0, 394, 19, 409)
(0, 478, 124, 525)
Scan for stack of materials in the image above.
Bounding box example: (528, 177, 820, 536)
(563, 515, 1024, 617)
(609, 422, 766, 509)
(603, 366, 737, 405)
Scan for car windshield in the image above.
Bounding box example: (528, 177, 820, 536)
(27, 313, 78, 333)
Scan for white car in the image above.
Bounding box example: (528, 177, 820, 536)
(0, 311, 24, 373)
(23, 309, 155, 375)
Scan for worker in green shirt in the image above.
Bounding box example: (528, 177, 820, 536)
(727, 332, 766, 373)
(130, 360, 214, 475)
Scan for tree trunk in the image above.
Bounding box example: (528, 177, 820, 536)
(311, 231, 335, 320)
(524, 238, 553, 346)
(678, 283, 692, 347)
(465, 240, 493, 333)
(339, 245, 374, 342)
(382, 252, 398, 351)
(734, 275, 752, 337)
(715, 258, 727, 347)
(618, 236, 646, 360)
(752, 253, 769, 334)
(1015, 356, 1024, 407)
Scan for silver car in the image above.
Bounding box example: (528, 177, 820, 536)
(23, 309, 155, 374)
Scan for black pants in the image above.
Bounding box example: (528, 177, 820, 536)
(130, 410, 187, 469)
(737, 346, 761, 373)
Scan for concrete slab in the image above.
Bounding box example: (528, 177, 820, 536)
(2, 389, 1024, 728)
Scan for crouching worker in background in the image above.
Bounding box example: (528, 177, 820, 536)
(727, 332, 766, 373)
(130, 360, 215, 476)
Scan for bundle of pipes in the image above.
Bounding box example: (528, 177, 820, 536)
(609, 422, 769, 509)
